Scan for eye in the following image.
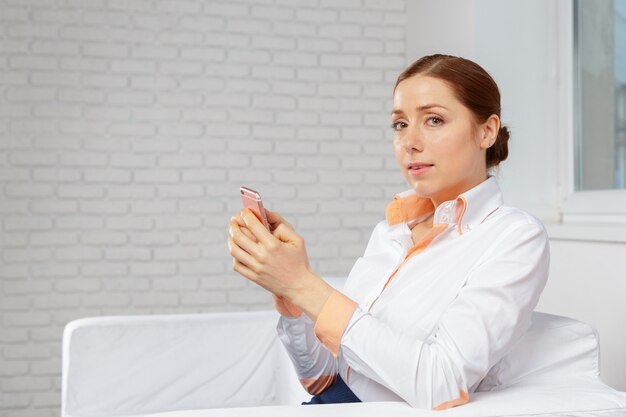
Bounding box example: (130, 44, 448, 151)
(426, 116, 444, 127)
(390, 121, 408, 131)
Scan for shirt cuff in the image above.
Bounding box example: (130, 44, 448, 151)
(273, 295, 302, 318)
(314, 290, 358, 357)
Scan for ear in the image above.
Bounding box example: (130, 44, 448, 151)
(479, 115, 500, 149)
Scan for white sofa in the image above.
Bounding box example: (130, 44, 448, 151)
(62, 309, 626, 417)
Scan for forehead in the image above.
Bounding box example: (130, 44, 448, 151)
(392, 75, 459, 110)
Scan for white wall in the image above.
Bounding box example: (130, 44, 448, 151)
(0, 1, 407, 415)
(407, 0, 626, 391)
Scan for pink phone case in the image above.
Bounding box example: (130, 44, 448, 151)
(240, 186, 271, 230)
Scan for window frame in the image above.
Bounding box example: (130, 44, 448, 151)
(557, 0, 626, 226)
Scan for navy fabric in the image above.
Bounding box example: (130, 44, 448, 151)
(301, 375, 361, 405)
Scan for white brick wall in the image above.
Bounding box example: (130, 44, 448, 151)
(0, 1, 408, 415)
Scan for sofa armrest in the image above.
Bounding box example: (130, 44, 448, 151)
(62, 310, 308, 417)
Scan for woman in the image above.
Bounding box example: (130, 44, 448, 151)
(227, 54, 549, 410)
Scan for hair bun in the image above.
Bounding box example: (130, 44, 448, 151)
(487, 125, 510, 168)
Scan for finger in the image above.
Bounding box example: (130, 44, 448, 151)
(265, 209, 292, 230)
(228, 236, 259, 271)
(230, 211, 246, 226)
(229, 220, 263, 258)
(232, 258, 259, 283)
(273, 222, 300, 244)
(240, 225, 257, 242)
(242, 208, 275, 247)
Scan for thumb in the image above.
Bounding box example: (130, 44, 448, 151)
(272, 223, 299, 244)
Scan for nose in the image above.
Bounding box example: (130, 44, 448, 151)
(399, 123, 424, 153)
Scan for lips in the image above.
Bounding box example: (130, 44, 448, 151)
(407, 162, 434, 177)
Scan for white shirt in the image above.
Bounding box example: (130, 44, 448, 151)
(276, 177, 550, 409)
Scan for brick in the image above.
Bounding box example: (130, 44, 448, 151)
(80, 200, 128, 214)
(130, 262, 177, 276)
(84, 169, 132, 183)
(134, 169, 180, 183)
(110, 59, 157, 74)
(275, 142, 317, 155)
(180, 291, 227, 306)
(178, 77, 225, 91)
(179, 15, 224, 31)
(33, 104, 82, 118)
(4, 184, 54, 198)
(31, 359, 61, 376)
(298, 97, 339, 111)
(158, 30, 204, 45)
(252, 35, 296, 50)
(180, 46, 226, 62)
(106, 217, 153, 230)
(155, 0, 200, 12)
(131, 44, 178, 60)
(107, 91, 154, 106)
(0, 201, 29, 214)
(181, 261, 226, 277)
(83, 105, 131, 120)
(31, 294, 80, 309)
(0, 168, 29, 181)
(2, 312, 52, 328)
(130, 231, 177, 246)
(158, 93, 203, 107)
(318, 23, 361, 38)
(251, 155, 295, 168)
(31, 40, 80, 56)
(3, 216, 53, 232)
(131, 138, 180, 152)
(29, 232, 78, 246)
(110, 154, 156, 168)
(272, 80, 316, 96)
(57, 88, 105, 104)
(227, 139, 272, 153)
(82, 9, 132, 26)
(54, 247, 102, 261)
(296, 67, 339, 81)
(298, 126, 341, 140)
(60, 57, 107, 72)
(385, 40, 405, 54)
(152, 277, 198, 291)
(340, 69, 383, 82)
(0, 6, 29, 22)
(158, 123, 203, 137)
(0, 392, 30, 408)
(251, 66, 295, 81)
(0, 297, 30, 312)
(132, 293, 179, 307)
(56, 186, 106, 200)
(81, 294, 131, 308)
(364, 54, 405, 67)
(109, 122, 157, 137)
(82, 42, 129, 58)
(5, 87, 55, 103)
(131, 75, 177, 90)
(8, 23, 59, 39)
(103, 277, 150, 292)
(271, 21, 316, 36)
(274, 52, 317, 67)
(32, 391, 61, 407)
(226, 19, 271, 34)
(0, 233, 28, 248)
(159, 61, 203, 75)
(107, 185, 156, 199)
(364, 0, 405, 10)
(130, 201, 177, 214)
(2, 280, 52, 295)
(31, 263, 78, 278)
(0, 360, 29, 377)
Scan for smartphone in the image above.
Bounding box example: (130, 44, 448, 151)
(240, 186, 271, 230)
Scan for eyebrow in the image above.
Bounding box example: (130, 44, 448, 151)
(391, 104, 448, 115)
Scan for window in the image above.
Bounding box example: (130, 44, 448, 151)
(574, 0, 626, 191)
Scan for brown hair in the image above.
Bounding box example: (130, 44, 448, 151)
(394, 54, 509, 168)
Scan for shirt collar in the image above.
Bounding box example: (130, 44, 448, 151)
(385, 176, 503, 234)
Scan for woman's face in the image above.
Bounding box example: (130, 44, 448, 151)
(391, 75, 497, 207)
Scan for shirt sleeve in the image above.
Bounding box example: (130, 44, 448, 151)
(314, 221, 550, 409)
(276, 311, 340, 395)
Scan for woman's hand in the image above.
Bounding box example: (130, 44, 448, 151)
(227, 208, 333, 320)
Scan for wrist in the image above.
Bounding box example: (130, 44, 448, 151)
(288, 270, 334, 322)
